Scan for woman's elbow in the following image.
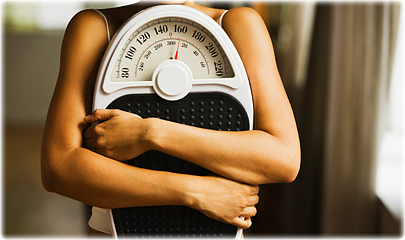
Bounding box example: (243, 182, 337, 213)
(262, 144, 301, 184)
(282, 144, 301, 183)
(283, 160, 300, 183)
(40, 151, 66, 193)
(41, 158, 59, 193)
(41, 167, 57, 193)
(42, 175, 56, 193)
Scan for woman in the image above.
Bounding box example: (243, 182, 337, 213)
(41, 0, 300, 236)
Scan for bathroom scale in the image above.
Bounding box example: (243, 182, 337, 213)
(92, 5, 253, 239)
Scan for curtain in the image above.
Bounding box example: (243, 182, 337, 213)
(247, 2, 400, 236)
(320, 3, 399, 234)
(240, 2, 400, 236)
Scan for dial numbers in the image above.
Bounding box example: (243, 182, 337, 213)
(111, 17, 234, 82)
(134, 38, 210, 79)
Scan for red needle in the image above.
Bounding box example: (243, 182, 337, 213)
(174, 39, 180, 60)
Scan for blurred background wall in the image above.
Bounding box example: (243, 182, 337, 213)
(2, 0, 403, 238)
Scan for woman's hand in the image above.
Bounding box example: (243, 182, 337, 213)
(83, 109, 151, 161)
(189, 175, 259, 229)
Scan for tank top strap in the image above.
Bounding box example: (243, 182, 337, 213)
(93, 9, 111, 43)
(218, 10, 228, 28)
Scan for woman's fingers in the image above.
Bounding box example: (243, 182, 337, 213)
(231, 206, 257, 229)
(240, 206, 257, 218)
(83, 128, 92, 141)
(250, 185, 260, 195)
(83, 109, 121, 146)
(84, 109, 116, 123)
(248, 194, 259, 206)
(83, 133, 97, 148)
(233, 194, 258, 229)
(232, 216, 252, 229)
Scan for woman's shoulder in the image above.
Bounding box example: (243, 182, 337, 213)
(64, 9, 109, 42)
(59, 9, 110, 76)
(222, 7, 264, 29)
(221, 7, 269, 47)
(62, 9, 109, 49)
(68, 9, 107, 30)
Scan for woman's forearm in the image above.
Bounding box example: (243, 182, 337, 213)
(146, 118, 300, 186)
(42, 147, 193, 209)
(83, 108, 299, 186)
(42, 145, 259, 228)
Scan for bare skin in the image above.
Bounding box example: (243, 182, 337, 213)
(41, 0, 300, 235)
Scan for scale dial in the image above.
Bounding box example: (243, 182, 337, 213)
(98, 5, 248, 101)
(112, 17, 234, 82)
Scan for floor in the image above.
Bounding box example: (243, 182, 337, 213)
(3, 123, 87, 237)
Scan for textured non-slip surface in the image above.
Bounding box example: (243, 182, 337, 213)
(107, 92, 250, 238)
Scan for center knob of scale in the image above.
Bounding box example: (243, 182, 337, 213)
(157, 65, 188, 96)
(153, 60, 193, 101)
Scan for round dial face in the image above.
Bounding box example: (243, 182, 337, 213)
(110, 17, 235, 82)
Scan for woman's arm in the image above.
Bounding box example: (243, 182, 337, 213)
(83, 7, 301, 186)
(187, 7, 301, 185)
(41, 9, 258, 229)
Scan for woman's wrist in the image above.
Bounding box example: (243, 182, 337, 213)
(142, 117, 171, 153)
(178, 175, 202, 210)
(142, 117, 160, 151)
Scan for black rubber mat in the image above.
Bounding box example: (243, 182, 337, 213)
(107, 92, 249, 238)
